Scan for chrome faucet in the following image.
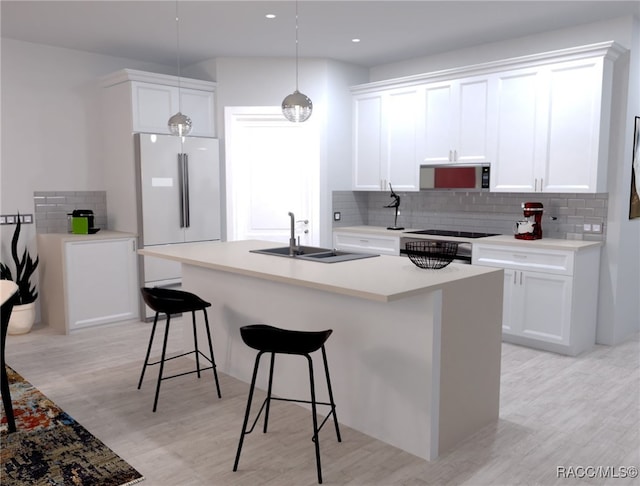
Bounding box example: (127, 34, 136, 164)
(288, 212, 298, 256)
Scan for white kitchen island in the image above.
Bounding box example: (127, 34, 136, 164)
(139, 239, 504, 461)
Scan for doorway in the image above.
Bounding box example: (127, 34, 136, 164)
(224, 106, 319, 246)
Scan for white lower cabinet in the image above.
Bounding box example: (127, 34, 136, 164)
(473, 243, 600, 355)
(38, 233, 139, 334)
(333, 230, 400, 256)
(65, 238, 139, 331)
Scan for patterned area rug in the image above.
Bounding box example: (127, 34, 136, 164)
(1, 366, 144, 486)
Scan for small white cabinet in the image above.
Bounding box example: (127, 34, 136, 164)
(103, 69, 217, 138)
(472, 241, 600, 355)
(333, 229, 400, 255)
(131, 82, 215, 137)
(352, 87, 420, 191)
(422, 75, 495, 165)
(38, 232, 139, 334)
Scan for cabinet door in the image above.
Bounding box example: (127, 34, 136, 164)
(540, 58, 604, 193)
(501, 267, 520, 335)
(423, 81, 455, 164)
(455, 76, 494, 163)
(180, 88, 216, 137)
(490, 68, 541, 192)
(353, 93, 384, 190)
(519, 271, 572, 345)
(131, 82, 176, 134)
(65, 238, 139, 330)
(383, 87, 420, 191)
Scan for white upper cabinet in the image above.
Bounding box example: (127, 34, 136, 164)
(352, 87, 420, 191)
(352, 41, 623, 194)
(103, 69, 216, 138)
(491, 43, 624, 193)
(490, 67, 543, 192)
(423, 76, 495, 165)
(353, 92, 383, 190)
(542, 58, 606, 192)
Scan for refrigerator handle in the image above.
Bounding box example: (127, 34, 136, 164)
(183, 154, 190, 228)
(178, 154, 186, 228)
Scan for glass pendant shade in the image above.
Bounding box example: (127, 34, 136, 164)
(282, 90, 313, 123)
(168, 111, 192, 136)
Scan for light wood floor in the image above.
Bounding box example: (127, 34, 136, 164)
(3, 319, 639, 485)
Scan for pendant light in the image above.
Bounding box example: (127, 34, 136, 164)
(281, 0, 312, 123)
(168, 0, 192, 136)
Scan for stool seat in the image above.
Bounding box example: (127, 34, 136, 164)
(141, 287, 211, 315)
(138, 287, 221, 412)
(240, 324, 332, 355)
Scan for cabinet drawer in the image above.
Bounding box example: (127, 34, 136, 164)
(333, 232, 399, 256)
(472, 244, 574, 275)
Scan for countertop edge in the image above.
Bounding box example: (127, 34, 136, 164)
(334, 226, 603, 250)
(37, 230, 138, 243)
(139, 241, 502, 302)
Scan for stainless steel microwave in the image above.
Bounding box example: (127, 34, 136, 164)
(419, 163, 490, 191)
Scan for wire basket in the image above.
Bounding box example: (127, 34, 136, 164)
(405, 241, 459, 269)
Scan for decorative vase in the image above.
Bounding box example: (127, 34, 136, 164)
(8, 302, 36, 335)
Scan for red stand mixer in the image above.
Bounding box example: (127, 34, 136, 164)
(514, 202, 543, 240)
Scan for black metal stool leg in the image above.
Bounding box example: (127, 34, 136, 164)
(191, 311, 201, 378)
(263, 352, 275, 433)
(152, 314, 172, 413)
(321, 345, 342, 442)
(202, 309, 221, 398)
(233, 351, 264, 472)
(138, 312, 159, 389)
(307, 354, 323, 484)
(1, 364, 16, 433)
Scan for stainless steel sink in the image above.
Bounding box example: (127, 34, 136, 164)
(250, 245, 329, 257)
(250, 246, 379, 263)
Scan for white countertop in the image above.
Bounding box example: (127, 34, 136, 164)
(37, 230, 137, 242)
(334, 226, 602, 250)
(139, 239, 502, 302)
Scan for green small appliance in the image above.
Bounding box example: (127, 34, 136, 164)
(71, 209, 95, 234)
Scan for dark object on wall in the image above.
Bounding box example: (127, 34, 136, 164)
(630, 116, 640, 219)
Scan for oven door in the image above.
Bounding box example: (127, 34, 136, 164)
(400, 238, 472, 264)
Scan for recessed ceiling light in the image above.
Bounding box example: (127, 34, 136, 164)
(265, 13, 276, 19)
(352, 38, 361, 43)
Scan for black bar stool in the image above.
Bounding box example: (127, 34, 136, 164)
(138, 287, 221, 412)
(233, 324, 341, 484)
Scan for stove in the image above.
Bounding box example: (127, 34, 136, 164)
(403, 229, 499, 239)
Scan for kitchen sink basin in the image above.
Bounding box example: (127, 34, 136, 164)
(250, 246, 379, 263)
(251, 245, 330, 257)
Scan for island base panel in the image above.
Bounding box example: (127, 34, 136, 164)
(181, 262, 501, 461)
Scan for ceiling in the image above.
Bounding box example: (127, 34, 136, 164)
(2, 1, 639, 69)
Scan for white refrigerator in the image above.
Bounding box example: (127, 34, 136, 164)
(135, 133, 220, 313)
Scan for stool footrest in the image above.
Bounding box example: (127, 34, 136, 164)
(160, 365, 215, 382)
(242, 396, 338, 437)
(146, 350, 214, 368)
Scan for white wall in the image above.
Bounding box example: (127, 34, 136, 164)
(188, 57, 367, 246)
(0, 38, 174, 319)
(371, 16, 640, 345)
